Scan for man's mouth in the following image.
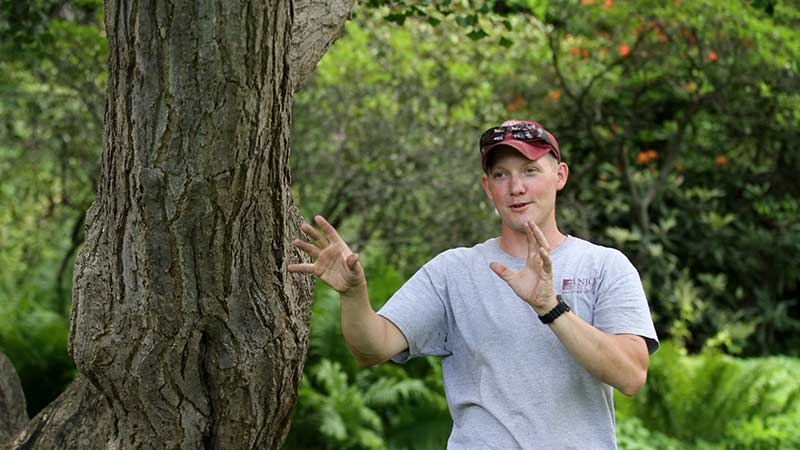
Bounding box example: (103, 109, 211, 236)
(510, 202, 531, 211)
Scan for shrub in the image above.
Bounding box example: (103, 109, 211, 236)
(618, 341, 800, 447)
(0, 297, 75, 416)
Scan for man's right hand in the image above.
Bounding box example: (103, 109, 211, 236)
(289, 215, 408, 366)
(288, 215, 366, 295)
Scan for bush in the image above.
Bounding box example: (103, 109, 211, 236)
(724, 410, 800, 450)
(0, 297, 75, 416)
(616, 416, 692, 450)
(617, 341, 800, 448)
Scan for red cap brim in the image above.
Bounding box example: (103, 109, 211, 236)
(481, 140, 555, 172)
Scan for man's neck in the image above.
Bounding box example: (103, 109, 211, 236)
(498, 223, 567, 259)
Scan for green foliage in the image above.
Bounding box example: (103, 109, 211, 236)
(616, 416, 689, 450)
(0, 297, 74, 417)
(617, 341, 800, 448)
(0, 0, 104, 415)
(361, 0, 537, 47)
(285, 357, 450, 450)
(0, 0, 104, 54)
(725, 410, 800, 450)
(289, 360, 385, 450)
(527, 0, 800, 355)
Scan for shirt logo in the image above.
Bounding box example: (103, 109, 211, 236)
(561, 278, 598, 294)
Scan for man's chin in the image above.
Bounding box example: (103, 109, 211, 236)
(504, 219, 534, 234)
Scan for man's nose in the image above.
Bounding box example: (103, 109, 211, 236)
(509, 174, 525, 195)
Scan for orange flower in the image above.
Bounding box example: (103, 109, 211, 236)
(569, 47, 582, 56)
(505, 95, 525, 113)
(715, 154, 727, 167)
(654, 26, 669, 43)
(680, 28, 697, 46)
(618, 44, 631, 58)
(546, 90, 562, 101)
(707, 50, 718, 62)
(636, 149, 659, 164)
(675, 162, 685, 171)
(604, 0, 613, 9)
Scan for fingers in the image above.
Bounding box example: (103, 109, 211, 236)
(346, 253, 360, 270)
(522, 222, 553, 278)
(527, 221, 551, 251)
(314, 215, 343, 244)
(523, 221, 541, 257)
(292, 239, 320, 258)
(300, 222, 324, 244)
(287, 263, 315, 273)
(539, 247, 553, 277)
(297, 215, 345, 248)
(489, 262, 512, 281)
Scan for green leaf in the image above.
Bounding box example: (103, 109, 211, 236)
(467, 28, 489, 40)
(384, 13, 407, 25)
(456, 14, 478, 27)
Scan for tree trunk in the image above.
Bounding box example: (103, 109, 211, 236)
(5, 0, 353, 449)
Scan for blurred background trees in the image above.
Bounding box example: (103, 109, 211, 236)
(2, 0, 798, 448)
(292, 0, 800, 357)
(1, 0, 104, 415)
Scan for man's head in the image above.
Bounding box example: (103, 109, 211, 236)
(479, 120, 561, 173)
(479, 120, 568, 239)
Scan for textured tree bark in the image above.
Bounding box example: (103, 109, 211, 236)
(290, 0, 355, 91)
(0, 352, 26, 445)
(5, 1, 352, 449)
(6, 376, 111, 450)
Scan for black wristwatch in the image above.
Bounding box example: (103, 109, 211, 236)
(538, 295, 570, 325)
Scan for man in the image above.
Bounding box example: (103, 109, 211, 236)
(288, 120, 659, 449)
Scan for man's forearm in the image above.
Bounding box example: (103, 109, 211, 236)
(339, 283, 405, 366)
(548, 312, 649, 396)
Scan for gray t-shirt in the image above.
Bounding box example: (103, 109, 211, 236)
(377, 236, 659, 450)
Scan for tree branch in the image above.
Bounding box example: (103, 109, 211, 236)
(291, 0, 356, 91)
(0, 352, 27, 447)
(5, 376, 112, 450)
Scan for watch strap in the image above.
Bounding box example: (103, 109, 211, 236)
(538, 295, 570, 324)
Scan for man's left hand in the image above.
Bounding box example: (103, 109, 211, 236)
(489, 221, 558, 315)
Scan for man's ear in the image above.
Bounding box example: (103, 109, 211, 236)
(481, 174, 493, 200)
(556, 162, 569, 191)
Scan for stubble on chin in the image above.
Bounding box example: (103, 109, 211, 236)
(502, 215, 534, 235)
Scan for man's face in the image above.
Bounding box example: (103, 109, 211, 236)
(481, 148, 567, 234)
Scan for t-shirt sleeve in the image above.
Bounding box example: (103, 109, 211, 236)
(377, 258, 451, 363)
(593, 250, 660, 354)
